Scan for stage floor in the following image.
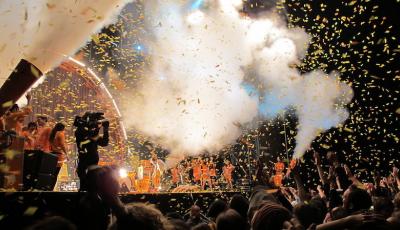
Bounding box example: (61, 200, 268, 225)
(0, 191, 243, 229)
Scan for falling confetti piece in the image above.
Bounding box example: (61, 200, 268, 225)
(23, 207, 38, 216)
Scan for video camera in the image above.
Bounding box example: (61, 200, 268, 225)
(73, 112, 109, 138)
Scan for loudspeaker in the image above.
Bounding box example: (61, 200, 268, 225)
(38, 153, 58, 174)
(23, 151, 58, 191)
(35, 173, 57, 191)
(23, 150, 42, 190)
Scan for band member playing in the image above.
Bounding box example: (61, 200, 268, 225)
(200, 159, 213, 191)
(223, 160, 235, 190)
(150, 151, 164, 191)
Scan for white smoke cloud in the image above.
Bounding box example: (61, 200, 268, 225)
(122, 0, 353, 164)
(0, 0, 130, 87)
(123, 0, 259, 165)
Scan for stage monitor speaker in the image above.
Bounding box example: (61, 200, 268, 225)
(35, 173, 57, 191)
(38, 153, 58, 174)
(23, 150, 42, 190)
(23, 151, 58, 191)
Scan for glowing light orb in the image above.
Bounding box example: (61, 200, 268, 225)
(119, 168, 128, 178)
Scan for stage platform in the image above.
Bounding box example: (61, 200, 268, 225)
(0, 191, 243, 229)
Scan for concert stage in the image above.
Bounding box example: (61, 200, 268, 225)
(0, 191, 242, 229)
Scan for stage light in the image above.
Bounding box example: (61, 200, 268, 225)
(136, 45, 142, 51)
(119, 168, 128, 178)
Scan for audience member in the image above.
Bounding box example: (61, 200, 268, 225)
(216, 209, 246, 230)
(207, 199, 227, 222)
(186, 205, 205, 227)
(229, 194, 249, 220)
(112, 203, 172, 230)
(251, 201, 291, 230)
(27, 216, 76, 230)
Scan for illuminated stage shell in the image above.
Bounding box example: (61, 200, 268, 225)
(28, 58, 129, 183)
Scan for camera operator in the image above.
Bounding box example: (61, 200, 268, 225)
(74, 112, 109, 191)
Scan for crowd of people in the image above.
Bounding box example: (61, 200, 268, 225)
(2, 96, 400, 230)
(22, 149, 400, 230)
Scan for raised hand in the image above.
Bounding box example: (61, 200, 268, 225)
(392, 167, 399, 177)
(313, 151, 321, 165)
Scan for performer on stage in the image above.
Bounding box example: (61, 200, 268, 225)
(171, 165, 181, 188)
(35, 115, 52, 153)
(21, 122, 37, 151)
(49, 122, 68, 190)
(150, 151, 164, 191)
(273, 157, 285, 187)
(137, 162, 144, 180)
(200, 159, 212, 190)
(209, 158, 217, 188)
(192, 159, 201, 185)
(223, 160, 235, 190)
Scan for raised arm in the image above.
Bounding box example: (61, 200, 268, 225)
(344, 164, 363, 188)
(314, 151, 328, 185)
(97, 121, 109, 147)
(393, 167, 400, 190)
(291, 160, 307, 203)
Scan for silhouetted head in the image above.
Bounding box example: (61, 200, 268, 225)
(168, 218, 190, 230)
(28, 216, 76, 230)
(9, 104, 19, 113)
(216, 209, 246, 230)
(229, 194, 249, 219)
(373, 197, 394, 219)
(49, 122, 65, 143)
(251, 202, 291, 230)
(330, 207, 348, 221)
(207, 199, 227, 221)
(293, 203, 320, 228)
(113, 203, 170, 230)
(344, 187, 372, 214)
(191, 205, 201, 218)
(309, 197, 327, 224)
(37, 115, 48, 126)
